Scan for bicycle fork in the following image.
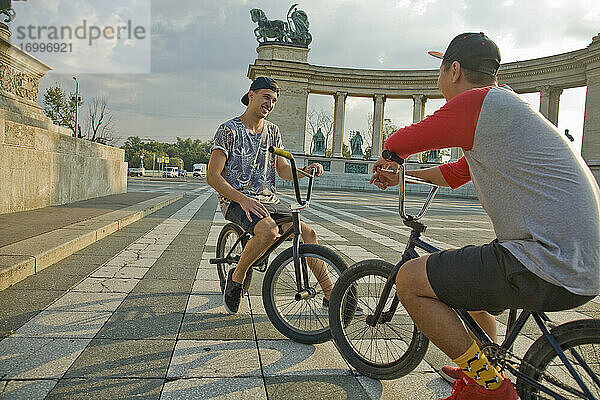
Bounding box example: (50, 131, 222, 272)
(291, 210, 315, 301)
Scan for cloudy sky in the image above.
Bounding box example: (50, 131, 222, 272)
(13, 0, 600, 152)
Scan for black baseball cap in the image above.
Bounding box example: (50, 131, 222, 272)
(428, 32, 501, 76)
(241, 77, 280, 106)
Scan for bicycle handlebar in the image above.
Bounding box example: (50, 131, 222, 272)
(381, 149, 439, 221)
(269, 146, 315, 207)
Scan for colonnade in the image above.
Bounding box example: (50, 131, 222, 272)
(248, 33, 600, 182)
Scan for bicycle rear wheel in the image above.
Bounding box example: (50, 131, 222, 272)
(517, 318, 600, 399)
(328, 259, 429, 379)
(262, 244, 347, 344)
(216, 223, 247, 293)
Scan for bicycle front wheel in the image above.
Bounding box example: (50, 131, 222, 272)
(328, 259, 429, 379)
(517, 318, 600, 399)
(262, 244, 347, 344)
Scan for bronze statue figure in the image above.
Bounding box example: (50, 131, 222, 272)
(250, 4, 312, 47)
(287, 4, 312, 46)
(312, 128, 325, 155)
(250, 8, 288, 43)
(0, 0, 16, 23)
(350, 131, 364, 158)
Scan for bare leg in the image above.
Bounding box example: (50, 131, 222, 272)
(232, 218, 278, 284)
(395, 255, 472, 359)
(469, 310, 497, 344)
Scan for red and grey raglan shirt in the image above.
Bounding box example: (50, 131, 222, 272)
(385, 86, 600, 296)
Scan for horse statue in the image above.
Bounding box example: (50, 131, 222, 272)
(0, 0, 16, 23)
(287, 4, 312, 46)
(250, 8, 288, 43)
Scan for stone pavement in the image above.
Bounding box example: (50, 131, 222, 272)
(1, 184, 599, 399)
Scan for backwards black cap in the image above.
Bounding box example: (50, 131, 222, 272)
(428, 32, 501, 76)
(241, 77, 280, 106)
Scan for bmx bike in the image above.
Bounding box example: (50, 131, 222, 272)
(328, 149, 600, 399)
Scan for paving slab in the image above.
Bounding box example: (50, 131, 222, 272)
(46, 378, 164, 400)
(96, 310, 183, 340)
(179, 313, 255, 340)
(0, 337, 92, 379)
(167, 340, 262, 378)
(259, 340, 350, 377)
(0, 379, 58, 400)
(264, 375, 370, 400)
(11, 310, 113, 339)
(161, 377, 267, 400)
(62, 339, 175, 379)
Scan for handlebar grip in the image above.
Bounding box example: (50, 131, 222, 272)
(381, 149, 405, 165)
(269, 146, 293, 160)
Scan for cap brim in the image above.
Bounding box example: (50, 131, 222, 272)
(428, 50, 444, 59)
(241, 92, 249, 106)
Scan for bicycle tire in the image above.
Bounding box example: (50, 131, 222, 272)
(328, 259, 429, 379)
(216, 223, 248, 293)
(262, 243, 347, 344)
(517, 318, 600, 399)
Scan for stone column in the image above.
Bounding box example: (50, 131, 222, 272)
(410, 94, 427, 161)
(371, 94, 386, 159)
(332, 91, 347, 157)
(583, 74, 600, 183)
(538, 85, 563, 126)
(450, 147, 464, 161)
(412, 94, 427, 123)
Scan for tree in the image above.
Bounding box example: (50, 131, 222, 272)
(306, 107, 334, 154)
(84, 96, 116, 144)
(42, 84, 79, 136)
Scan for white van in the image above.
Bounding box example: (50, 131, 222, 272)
(163, 166, 178, 178)
(193, 163, 207, 177)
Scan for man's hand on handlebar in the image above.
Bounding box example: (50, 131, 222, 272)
(303, 162, 324, 177)
(239, 196, 269, 221)
(370, 168, 400, 190)
(372, 155, 400, 174)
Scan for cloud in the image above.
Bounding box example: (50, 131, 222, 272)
(34, 0, 600, 147)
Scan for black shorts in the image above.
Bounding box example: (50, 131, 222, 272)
(224, 201, 291, 234)
(426, 240, 594, 313)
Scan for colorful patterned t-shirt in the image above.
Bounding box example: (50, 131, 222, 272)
(212, 117, 283, 215)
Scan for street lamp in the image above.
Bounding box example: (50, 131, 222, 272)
(72, 76, 80, 137)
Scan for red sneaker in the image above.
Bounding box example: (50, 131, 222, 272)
(440, 365, 466, 383)
(440, 376, 518, 400)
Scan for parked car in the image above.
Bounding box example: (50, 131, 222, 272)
(178, 169, 187, 177)
(163, 167, 178, 178)
(128, 167, 145, 177)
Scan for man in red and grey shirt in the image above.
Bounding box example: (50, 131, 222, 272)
(371, 33, 600, 400)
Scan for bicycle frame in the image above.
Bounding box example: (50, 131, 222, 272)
(369, 155, 598, 399)
(211, 146, 318, 298)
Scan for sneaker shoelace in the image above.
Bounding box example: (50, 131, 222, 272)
(446, 377, 468, 400)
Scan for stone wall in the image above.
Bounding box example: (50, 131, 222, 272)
(0, 117, 126, 214)
(0, 24, 127, 215)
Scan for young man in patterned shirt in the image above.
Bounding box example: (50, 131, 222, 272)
(207, 77, 327, 314)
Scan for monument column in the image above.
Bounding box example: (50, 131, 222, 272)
(371, 94, 386, 159)
(332, 91, 347, 157)
(412, 94, 427, 123)
(538, 85, 563, 126)
(582, 34, 600, 183)
(410, 94, 427, 161)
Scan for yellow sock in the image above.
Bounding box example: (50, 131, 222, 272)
(452, 341, 503, 390)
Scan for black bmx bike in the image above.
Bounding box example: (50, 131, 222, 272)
(210, 146, 348, 344)
(328, 149, 600, 399)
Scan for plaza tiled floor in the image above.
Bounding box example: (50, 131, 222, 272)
(1, 185, 598, 399)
